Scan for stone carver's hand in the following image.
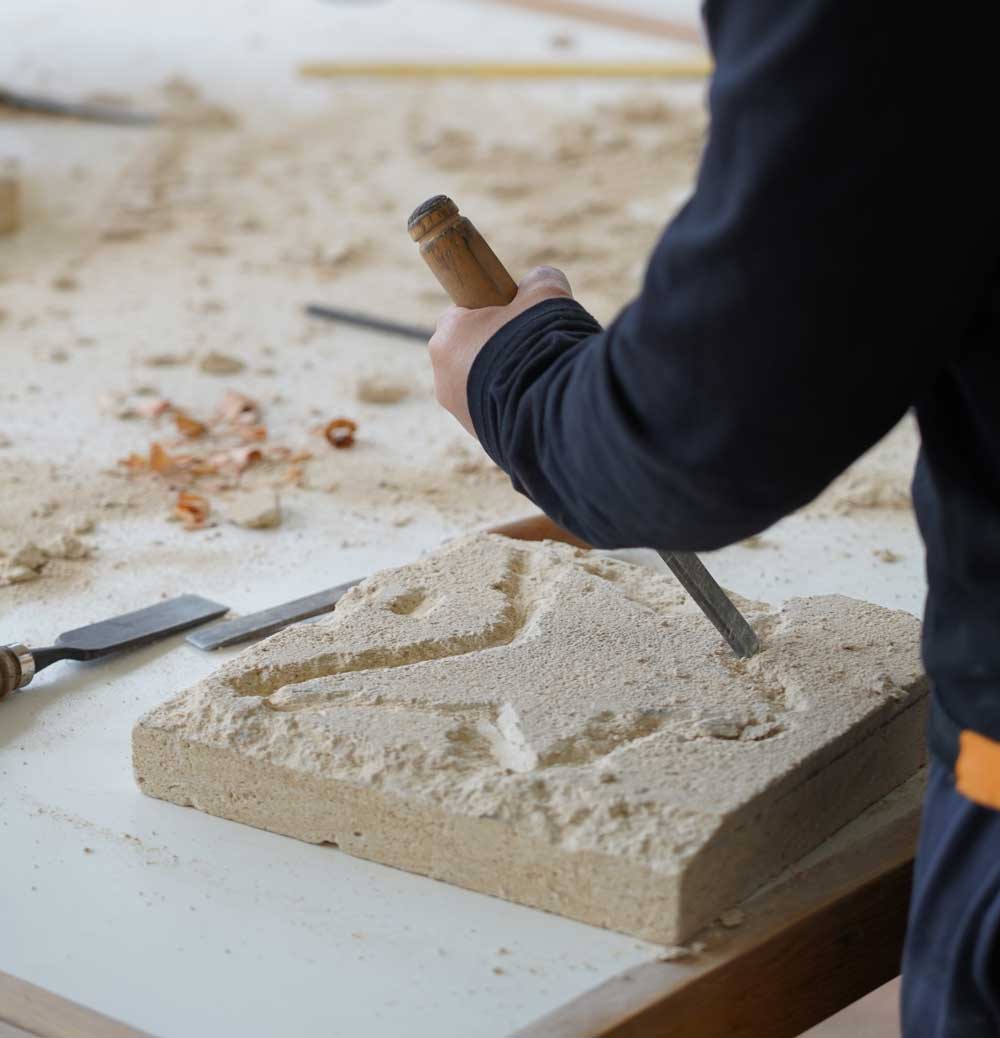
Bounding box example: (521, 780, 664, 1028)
(427, 266, 573, 435)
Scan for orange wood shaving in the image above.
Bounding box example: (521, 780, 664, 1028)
(136, 398, 173, 420)
(118, 452, 147, 473)
(174, 412, 207, 439)
(323, 418, 358, 449)
(174, 491, 210, 529)
(149, 442, 176, 474)
(236, 424, 268, 443)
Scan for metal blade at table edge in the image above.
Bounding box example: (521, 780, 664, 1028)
(656, 551, 760, 658)
(187, 579, 362, 651)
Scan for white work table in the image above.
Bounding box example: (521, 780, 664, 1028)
(0, 502, 927, 1038)
(0, 1, 926, 1034)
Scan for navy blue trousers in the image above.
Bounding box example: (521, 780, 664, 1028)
(901, 760, 1000, 1036)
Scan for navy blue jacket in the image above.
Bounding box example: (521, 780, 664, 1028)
(468, 2, 1000, 743)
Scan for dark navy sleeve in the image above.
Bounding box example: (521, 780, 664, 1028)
(467, 0, 964, 552)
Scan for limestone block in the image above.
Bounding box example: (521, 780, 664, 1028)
(133, 534, 927, 943)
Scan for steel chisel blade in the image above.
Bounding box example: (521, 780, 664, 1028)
(187, 580, 361, 651)
(56, 594, 230, 656)
(656, 551, 759, 658)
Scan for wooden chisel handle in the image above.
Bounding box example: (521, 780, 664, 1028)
(408, 195, 583, 552)
(407, 195, 518, 308)
(0, 644, 33, 699)
(487, 514, 589, 550)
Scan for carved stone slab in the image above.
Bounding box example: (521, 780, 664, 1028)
(134, 534, 927, 943)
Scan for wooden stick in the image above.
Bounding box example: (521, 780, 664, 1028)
(299, 60, 711, 80)
(0, 971, 149, 1038)
(482, 0, 703, 45)
(407, 195, 518, 309)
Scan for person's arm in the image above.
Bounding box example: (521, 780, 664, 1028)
(434, 0, 982, 551)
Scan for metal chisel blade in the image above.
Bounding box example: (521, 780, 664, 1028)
(2, 594, 232, 699)
(657, 551, 760, 658)
(56, 594, 230, 656)
(187, 579, 361, 651)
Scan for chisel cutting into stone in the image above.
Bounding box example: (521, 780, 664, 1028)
(407, 194, 760, 659)
(0, 594, 229, 699)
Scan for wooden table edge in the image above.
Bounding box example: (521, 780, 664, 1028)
(513, 783, 922, 1038)
(0, 971, 151, 1038)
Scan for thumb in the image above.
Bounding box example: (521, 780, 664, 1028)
(518, 266, 573, 298)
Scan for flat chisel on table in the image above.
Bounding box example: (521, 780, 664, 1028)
(407, 194, 760, 659)
(0, 594, 229, 699)
(186, 580, 360, 651)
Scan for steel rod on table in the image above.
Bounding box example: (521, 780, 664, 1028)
(0, 86, 158, 126)
(305, 304, 433, 342)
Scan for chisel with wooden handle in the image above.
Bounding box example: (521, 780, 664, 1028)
(0, 594, 229, 699)
(407, 194, 760, 658)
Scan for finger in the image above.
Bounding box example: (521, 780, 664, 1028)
(519, 266, 573, 297)
(433, 304, 465, 334)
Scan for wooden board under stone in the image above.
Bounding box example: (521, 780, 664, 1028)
(133, 534, 927, 944)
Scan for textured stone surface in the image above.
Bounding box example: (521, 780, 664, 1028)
(133, 534, 928, 943)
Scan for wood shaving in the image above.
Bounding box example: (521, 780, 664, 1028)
(149, 442, 176, 475)
(234, 424, 267, 443)
(118, 452, 147, 473)
(323, 418, 357, 449)
(173, 491, 210, 529)
(174, 412, 207, 439)
(136, 398, 173, 420)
